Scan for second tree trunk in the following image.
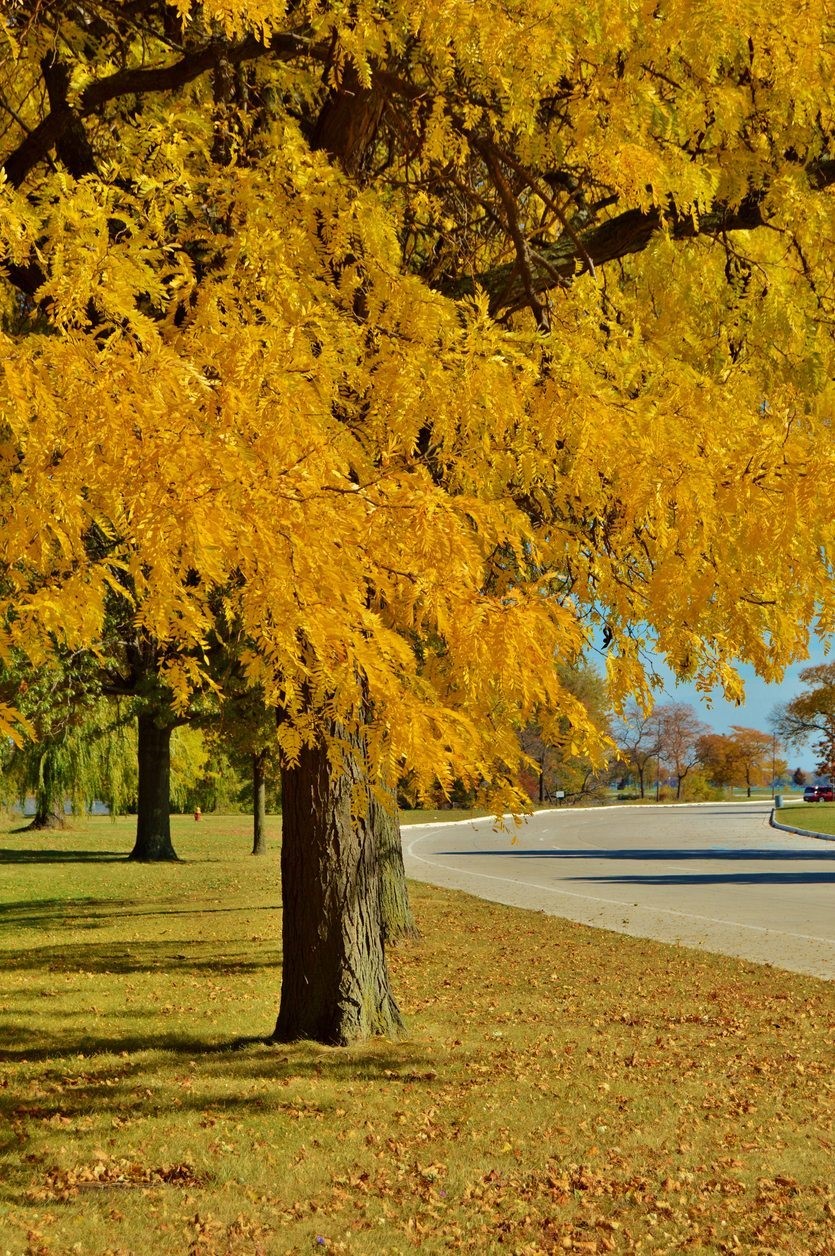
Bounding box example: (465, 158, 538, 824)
(130, 713, 178, 861)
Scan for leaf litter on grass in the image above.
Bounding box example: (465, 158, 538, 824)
(0, 814, 832, 1254)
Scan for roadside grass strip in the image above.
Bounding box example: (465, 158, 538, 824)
(772, 801, 835, 841)
(0, 814, 832, 1254)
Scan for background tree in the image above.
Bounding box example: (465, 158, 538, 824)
(3, 3, 835, 1042)
(698, 726, 782, 796)
(0, 656, 135, 827)
(728, 726, 778, 797)
(654, 703, 710, 801)
(203, 684, 279, 855)
(696, 732, 739, 794)
(520, 662, 614, 804)
(772, 664, 835, 781)
(613, 701, 662, 800)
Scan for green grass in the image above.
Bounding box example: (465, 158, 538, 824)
(780, 801, 835, 836)
(399, 808, 493, 825)
(1, 813, 833, 1254)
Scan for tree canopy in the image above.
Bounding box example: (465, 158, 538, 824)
(773, 662, 835, 778)
(2, 0, 835, 1042)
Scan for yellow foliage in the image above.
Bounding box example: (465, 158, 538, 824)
(1, 1, 834, 802)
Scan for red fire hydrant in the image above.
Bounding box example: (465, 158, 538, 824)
(194, 806, 202, 822)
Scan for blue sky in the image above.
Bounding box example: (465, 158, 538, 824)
(586, 628, 833, 772)
(642, 639, 833, 772)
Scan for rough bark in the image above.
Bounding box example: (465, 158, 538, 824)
(312, 63, 388, 180)
(130, 713, 178, 861)
(28, 804, 66, 830)
(26, 748, 67, 830)
(371, 785, 418, 943)
(252, 751, 268, 856)
(273, 730, 403, 1045)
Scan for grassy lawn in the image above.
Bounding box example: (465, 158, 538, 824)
(399, 809, 493, 826)
(779, 802, 835, 837)
(1, 813, 833, 1255)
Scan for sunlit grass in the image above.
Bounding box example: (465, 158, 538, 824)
(778, 801, 835, 837)
(1, 813, 832, 1254)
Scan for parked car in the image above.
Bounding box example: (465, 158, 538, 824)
(803, 784, 834, 802)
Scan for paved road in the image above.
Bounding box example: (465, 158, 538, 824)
(402, 802, 835, 980)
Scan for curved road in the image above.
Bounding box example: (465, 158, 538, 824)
(402, 802, 835, 980)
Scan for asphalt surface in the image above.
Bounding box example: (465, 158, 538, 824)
(402, 801, 835, 980)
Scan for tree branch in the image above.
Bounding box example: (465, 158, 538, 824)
(442, 197, 763, 314)
(475, 138, 550, 330)
(1, 31, 321, 189)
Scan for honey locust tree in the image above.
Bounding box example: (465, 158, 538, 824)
(2, 2, 835, 1042)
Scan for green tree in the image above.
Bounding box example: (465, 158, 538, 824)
(521, 662, 613, 804)
(0, 653, 138, 827)
(204, 685, 279, 854)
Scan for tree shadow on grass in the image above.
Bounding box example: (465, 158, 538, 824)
(0, 1026, 440, 1199)
(0, 935, 279, 976)
(1, 898, 279, 933)
(0, 847, 128, 863)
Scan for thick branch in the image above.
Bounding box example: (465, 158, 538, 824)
(40, 51, 99, 179)
(2, 32, 319, 189)
(442, 197, 769, 314)
(443, 147, 835, 315)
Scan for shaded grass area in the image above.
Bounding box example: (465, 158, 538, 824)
(0, 814, 833, 1254)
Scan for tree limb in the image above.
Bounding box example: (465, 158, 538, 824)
(1, 31, 321, 188)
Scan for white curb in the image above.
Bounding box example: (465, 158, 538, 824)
(769, 808, 835, 843)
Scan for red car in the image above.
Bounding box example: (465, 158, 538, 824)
(803, 784, 834, 802)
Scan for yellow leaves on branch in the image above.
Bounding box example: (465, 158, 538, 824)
(2, 0, 835, 790)
(0, 126, 590, 785)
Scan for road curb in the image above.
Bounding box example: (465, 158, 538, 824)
(770, 808, 835, 843)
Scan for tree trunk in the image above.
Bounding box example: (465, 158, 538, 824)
(371, 785, 418, 944)
(252, 751, 267, 856)
(271, 70, 399, 1045)
(130, 713, 178, 861)
(27, 748, 67, 830)
(273, 732, 403, 1045)
(28, 801, 66, 829)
